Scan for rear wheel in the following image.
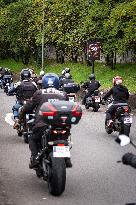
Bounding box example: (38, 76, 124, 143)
(93, 103, 100, 112)
(85, 104, 89, 109)
(47, 152, 66, 196)
(120, 124, 131, 137)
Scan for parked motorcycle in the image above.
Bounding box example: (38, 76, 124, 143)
(84, 90, 102, 112)
(27, 101, 82, 196)
(105, 103, 132, 137)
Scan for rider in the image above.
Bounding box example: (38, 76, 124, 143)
(19, 73, 72, 168)
(10, 69, 37, 129)
(82, 73, 101, 105)
(102, 76, 129, 127)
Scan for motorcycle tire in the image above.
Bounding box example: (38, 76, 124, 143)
(47, 152, 66, 196)
(85, 104, 89, 109)
(23, 133, 29, 144)
(105, 120, 113, 134)
(93, 103, 99, 112)
(120, 124, 131, 137)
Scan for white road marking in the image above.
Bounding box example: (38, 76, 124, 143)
(5, 113, 14, 126)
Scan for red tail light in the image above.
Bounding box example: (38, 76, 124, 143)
(72, 104, 82, 117)
(52, 130, 67, 134)
(58, 144, 64, 146)
(124, 106, 129, 113)
(40, 103, 57, 117)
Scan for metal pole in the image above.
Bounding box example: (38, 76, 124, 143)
(41, 0, 45, 71)
(92, 60, 94, 74)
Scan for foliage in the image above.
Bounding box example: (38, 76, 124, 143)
(0, 58, 136, 92)
(0, 0, 136, 63)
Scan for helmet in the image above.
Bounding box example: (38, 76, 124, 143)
(113, 76, 123, 86)
(89, 73, 95, 80)
(64, 67, 70, 73)
(61, 70, 65, 75)
(40, 70, 45, 76)
(20, 69, 31, 80)
(42, 73, 59, 89)
(64, 73, 71, 79)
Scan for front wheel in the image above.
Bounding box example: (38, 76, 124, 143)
(47, 153, 66, 196)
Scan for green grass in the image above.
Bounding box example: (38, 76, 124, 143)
(0, 58, 136, 93)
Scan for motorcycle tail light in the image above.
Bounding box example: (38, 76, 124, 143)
(57, 144, 64, 146)
(40, 103, 57, 117)
(52, 130, 67, 134)
(124, 106, 129, 113)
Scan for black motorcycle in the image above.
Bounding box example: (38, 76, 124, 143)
(3, 75, 13, 94)
(27, 101, 82, 196)
(84, 90, 102, 112)
(105, 103, 132, 137)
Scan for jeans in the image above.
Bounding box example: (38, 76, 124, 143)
(12, 101, 23, 120)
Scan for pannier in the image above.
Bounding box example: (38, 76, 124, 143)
(39, 101, 82, 125)
(63, 83, 80, 94)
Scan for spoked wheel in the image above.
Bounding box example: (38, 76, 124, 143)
(47, 152, 66, 196)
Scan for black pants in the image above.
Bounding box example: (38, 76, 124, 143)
(29, 127, 46, 157)
(105, 103, 127, 121)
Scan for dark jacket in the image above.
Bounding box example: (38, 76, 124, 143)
(10, 80, 37, 101)
(103, 85, 129, 103)
(21, 88, 68, 129)
(85, 80, 101, 93)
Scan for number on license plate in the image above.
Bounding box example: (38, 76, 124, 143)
(95, 97, 100, 102)
(53, 146, 70, 158)
(124, 117, 132, 124)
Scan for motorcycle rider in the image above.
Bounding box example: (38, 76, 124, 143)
(10, 69, 37, 129)
(82, 73, 101, 105)
(102, 76, 129, 127)
(19, 73, 72, 169)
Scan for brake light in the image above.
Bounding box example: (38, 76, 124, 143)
(40, 103, 57, 117)
(58, 144, 64, 146)
(124, 106, 129, 113)
(52, 130, 67, 134)
(72, 104, 82, 117)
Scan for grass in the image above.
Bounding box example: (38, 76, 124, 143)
(0, 58, 136, 93)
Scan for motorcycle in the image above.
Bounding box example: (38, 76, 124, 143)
(3, 75, 13, 94)
(62, 82, 80, 102)
(27, 101, 82, 196)
(84, 90, 102, 112)
(105, 102, 132, 137)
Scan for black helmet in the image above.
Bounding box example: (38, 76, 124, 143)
(20, 69, 31, 80)
(89, 73, 95, 80)
(42, 73, 60, 89)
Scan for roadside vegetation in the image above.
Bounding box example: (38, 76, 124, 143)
(0, 58, 136, 93)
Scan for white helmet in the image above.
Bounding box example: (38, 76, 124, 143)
(40, 70, 45, 76)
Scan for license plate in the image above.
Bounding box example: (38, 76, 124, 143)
(95, 96, 100, 102)
(124, 117, 132, 124)
(53, 146, 70, 158)
(69, 97, 75, 102)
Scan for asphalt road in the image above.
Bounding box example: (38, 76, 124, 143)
(0, 89, 136, 205)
